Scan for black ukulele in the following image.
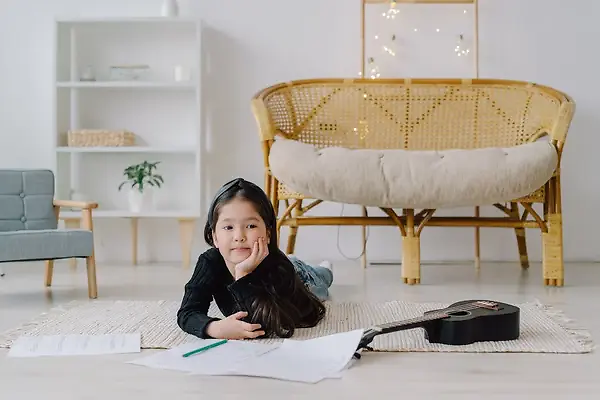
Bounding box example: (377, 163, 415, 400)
(354, 300, 520, 358)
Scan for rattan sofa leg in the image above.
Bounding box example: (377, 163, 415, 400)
(361, 206, 368, 269)
(402, 236, 421, 285)
(286, 200, 302, 254)
(401, 208, 421, 284)
(542, 213, 564, 286)
(286, 227, 298, 254)
(509, 202, 530, 269)
(515, 228, 530, 269)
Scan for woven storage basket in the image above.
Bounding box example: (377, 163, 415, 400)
(67, 129, 135, 147)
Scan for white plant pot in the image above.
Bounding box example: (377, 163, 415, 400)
(161, 0, 179, 17)
(128, 188, 154, 213)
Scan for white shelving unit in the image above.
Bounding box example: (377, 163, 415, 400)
(56, 81, 197, 89)
(52, 17, 203, 267)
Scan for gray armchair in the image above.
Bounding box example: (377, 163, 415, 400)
(0, 169, 98, 298)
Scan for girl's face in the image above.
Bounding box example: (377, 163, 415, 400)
(212, 197, 270, 268)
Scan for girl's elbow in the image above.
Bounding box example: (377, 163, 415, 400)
(176, 310, 191, 333)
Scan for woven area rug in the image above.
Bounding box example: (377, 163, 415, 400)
(0, 300, 593, 353)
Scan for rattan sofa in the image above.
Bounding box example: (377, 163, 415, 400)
(251, 78, 574, 286)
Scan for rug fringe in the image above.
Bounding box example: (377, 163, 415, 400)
(533, 299, 595, 353)
(0, 299, 85, 348)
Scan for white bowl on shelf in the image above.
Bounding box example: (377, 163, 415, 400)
(109, 65, 150, 81)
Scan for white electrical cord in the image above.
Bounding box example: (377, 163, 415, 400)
(336, 204, 370, 260)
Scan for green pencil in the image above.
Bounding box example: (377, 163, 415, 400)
(182, 339, 228, 358)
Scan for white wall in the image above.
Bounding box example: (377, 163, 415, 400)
(0, 0, 596, 265)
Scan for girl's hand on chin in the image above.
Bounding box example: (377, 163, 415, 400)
(234, 237, 268, 279)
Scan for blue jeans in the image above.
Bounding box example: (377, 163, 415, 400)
(288, 256, 333, 301)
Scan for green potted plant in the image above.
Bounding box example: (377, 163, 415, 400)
(118, 161, 164, 212)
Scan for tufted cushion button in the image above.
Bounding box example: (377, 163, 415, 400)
(21, 216, 26, 222)
(19, 192, 25, 198)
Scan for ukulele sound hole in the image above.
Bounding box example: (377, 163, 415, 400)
(448, 311, 470, 317)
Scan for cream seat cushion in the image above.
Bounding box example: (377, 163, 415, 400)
(268, 138, 558, 209)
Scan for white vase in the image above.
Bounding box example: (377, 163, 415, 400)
(161, 0, 179, 17)
(128, 188, 154, 213)
(71, 191, 89, 202)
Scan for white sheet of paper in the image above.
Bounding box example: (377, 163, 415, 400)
(8, 334, 141, 357)
(204, 329, 365, 384)
(127, 340, 280, 375)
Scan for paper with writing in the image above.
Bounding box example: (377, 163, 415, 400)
(8, 334, 141, 357)
(127, 339, 279, 375)
(127, 330, 364, 383)
(218, 329, 364, 383)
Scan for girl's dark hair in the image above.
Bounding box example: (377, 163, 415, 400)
(204, 177, 326, 338)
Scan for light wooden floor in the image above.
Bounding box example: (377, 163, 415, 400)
(0, 258, 599, 399)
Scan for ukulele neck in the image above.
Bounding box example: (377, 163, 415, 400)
(377, 311, 448, 334)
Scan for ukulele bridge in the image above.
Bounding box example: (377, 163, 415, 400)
(475, 301, 499, 310)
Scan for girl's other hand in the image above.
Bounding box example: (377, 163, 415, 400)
(206, 311, 265, 339)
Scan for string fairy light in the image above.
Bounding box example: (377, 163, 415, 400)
(367, 57, 381, 79)
(364, 1, 471, 79)
(382, 0, 400, 19)
(382, 34, 396, 56)
(363, 1, 398, 78)
(454, 34, 470, 57)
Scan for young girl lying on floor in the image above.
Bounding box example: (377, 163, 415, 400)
(177, 178, 333, 340)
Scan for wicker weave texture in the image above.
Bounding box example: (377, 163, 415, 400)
(265, 83, 559, 150)
(67, 129, 135, 147)
(254, 79, 573, 202)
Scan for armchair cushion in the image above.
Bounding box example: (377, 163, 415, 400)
(0, 229, 93, 263)
(0, 170, 57, 232)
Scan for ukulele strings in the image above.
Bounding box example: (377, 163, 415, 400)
(378, 302, 488, 330)
(378, 304, 480, 330)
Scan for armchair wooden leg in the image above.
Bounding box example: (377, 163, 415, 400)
(44, 260, 54, 287)
(64, 218, 81, 269)
(81, 208, 98, 298)
(86, 255, 98, 299)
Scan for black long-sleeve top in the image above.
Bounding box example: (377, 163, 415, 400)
(177, 247, 270, 338)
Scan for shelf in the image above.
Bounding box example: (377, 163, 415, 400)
(53, 17, 204, 252)
(56, 146, 196, 154)
(59, 210, 201, 219)
(364, 0, 474, 3)
(55, 17, 200, 24)
(56, 81, 196, 89)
